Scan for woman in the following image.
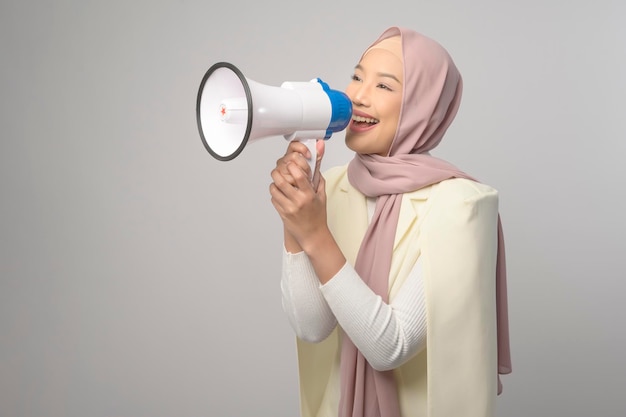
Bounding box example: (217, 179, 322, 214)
(269, 26, 511, 417)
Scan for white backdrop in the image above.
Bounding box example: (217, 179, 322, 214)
(1, 1, 625, 416)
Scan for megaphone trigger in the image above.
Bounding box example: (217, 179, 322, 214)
(301, 138, 318, 182)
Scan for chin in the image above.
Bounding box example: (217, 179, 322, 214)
(345, 138, 385, 156)
(344, 136, 365, 154)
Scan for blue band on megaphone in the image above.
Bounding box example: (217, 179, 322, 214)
(315, 78, 353, 139)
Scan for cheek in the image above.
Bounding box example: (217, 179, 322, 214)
(385, 100, 402, 133)
(380, 109, 401, 153)
(386, 96, 402, 119)
(379, 127, 396, 154)
(344, 85, 357, 102)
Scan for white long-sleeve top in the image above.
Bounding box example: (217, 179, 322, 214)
(281, 197, 427, 371)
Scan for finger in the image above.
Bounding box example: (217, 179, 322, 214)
(316, 139, 325, 162)
(275, 165, 296, 185)
(269, 179, 297, 219)
(277, 151, 311, 181)
(283, 152, 311, 177)
(271, 164, 301, 198)
(287, 140, 312, 159)
(269, 182, 289, 213)
(311, 140, 325, 189)
(287, 161, 314, 193)
(277, 140, 311, 167)
(315, 174, 326, 197)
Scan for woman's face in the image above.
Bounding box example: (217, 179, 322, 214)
(344, 48, 403, 156)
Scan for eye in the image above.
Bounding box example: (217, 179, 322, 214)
(377, 83, 393, 91)
(351, 74, 362, 82)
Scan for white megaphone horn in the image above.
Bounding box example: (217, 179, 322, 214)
(196, 62, 352, 177)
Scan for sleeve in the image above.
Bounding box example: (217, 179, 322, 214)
(280, 248, 337, 343)
(319, 258, 427, 371)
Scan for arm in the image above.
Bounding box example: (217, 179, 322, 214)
(281, 246, 427, 370)
(271, 141, 426, 369)
(320, 258, 427, 371)
(270, 140, 347, 284)
(280, 248, 337, 343)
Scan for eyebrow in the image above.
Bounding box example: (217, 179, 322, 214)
(355, 64, 402, 84)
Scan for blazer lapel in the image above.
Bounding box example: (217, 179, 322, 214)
(393, 186, 432, 250)
(327, 173, 369, 266)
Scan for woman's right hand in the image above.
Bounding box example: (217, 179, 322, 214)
(270, 140, 345, 283)
(273, 140, 322, 188)
(270, 140, 326, 251)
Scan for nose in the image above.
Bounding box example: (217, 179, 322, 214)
(349, 83, 371, 107)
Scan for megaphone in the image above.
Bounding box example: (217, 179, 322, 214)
(196, 62, 352, 177)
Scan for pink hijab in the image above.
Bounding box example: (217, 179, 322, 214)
(340, 27, 512, 417)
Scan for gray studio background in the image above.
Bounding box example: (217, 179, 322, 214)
(1, 0, 624, 416)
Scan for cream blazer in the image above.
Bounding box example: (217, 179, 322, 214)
(295, 165, 499, 417)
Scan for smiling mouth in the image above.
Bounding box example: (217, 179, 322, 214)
(352, 115, 379, 127)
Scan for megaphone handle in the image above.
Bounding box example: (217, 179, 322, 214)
(300, 138, 317, 181)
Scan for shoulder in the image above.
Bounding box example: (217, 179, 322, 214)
(432, 178, 499, 205)
(422, 178, 500, 227)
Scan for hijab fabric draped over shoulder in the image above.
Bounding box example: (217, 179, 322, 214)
(340, 26, 511, 417)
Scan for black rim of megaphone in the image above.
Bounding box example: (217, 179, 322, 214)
(196, 62, 253, 161)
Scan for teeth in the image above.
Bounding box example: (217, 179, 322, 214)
(352, 115, 379, 124)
